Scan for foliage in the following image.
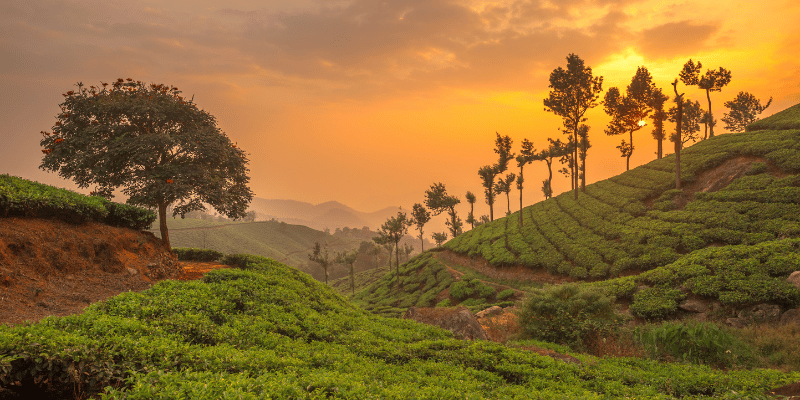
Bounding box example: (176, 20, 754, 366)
(517, 283, 621, 350)
(431, 232, 448, 248)
(38, 78, 254, 249)
(679, 59, 732, 138)
(722, 91, 773, 132)
(543, 53, 603, 198)
(374, 212, 413, 286)
(629, 287, 685, 319)
(635, 321, 754, 369)
(1, 254, 799, 398)
(172, 247, 224, 262)
(424, 182, 462, 238)
(308, 241, 333, 284)
(603, 66, 657, 170)
(747, 102, 800, 132)
(409, 203, 431, 251)
(0, 174, 155, 230)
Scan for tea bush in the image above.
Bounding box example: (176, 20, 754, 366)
(517, 283, 621, 350)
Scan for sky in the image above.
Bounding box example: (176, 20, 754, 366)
(2, 0, 800, 222)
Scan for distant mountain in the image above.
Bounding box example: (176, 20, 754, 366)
(247, 198, 403, 231)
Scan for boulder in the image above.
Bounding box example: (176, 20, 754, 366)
(679, 298, 711, 313)
(788, 271, 800, 290)
(402, 306, 489, 340)
(738, 303, 782, 322)
(781, 308, 800, 326)
(475, 305, 503, 319)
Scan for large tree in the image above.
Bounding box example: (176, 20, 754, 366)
(723, 92, 773, 132)
(465, 191, 477, 229)
(649, 87, 670, 159)
(603, 66, 655, 171)
(410, 203, 431, 252)
(374, 212, 412, 290)
(39, 78, 253, 250)
(679, 59, 732, 139)
(424, 182, 462, 238)
(515, 138, 537, 227)
(543, 54, 603, 199)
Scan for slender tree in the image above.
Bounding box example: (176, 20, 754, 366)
(374, 212, 412, 290)
(649, 87, 670, 159)
(38, 78, 253, 250)
(679, 59, 732, 139)
(478, 165, 498, 221)
(603, 66, 655, 171)
(723, 92, 773, 132)
(465, 191, 477, 229)
(334, 249, 359, 295)
(515, 138, 536, 227)
(668, 98, 703, 145)
(494, 132, 515, 175)
(494, 173, 516, 216)
(576, 125, 591, 190)
(431, 232, 448, 248)
(670, 80, 684, 189)
(308, 242, 332, 285)
(424, 182, 462, 237)
(543, 53, 603, 199)
(410, 203, 431, 252)
(535, 138, 568, 200)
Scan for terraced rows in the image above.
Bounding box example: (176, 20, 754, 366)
(446, 128, 800, 278)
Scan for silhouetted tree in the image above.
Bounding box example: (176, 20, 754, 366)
(478, 165, 498, 221)
(465, 191, 477, 229)
(410, 203, 431, 252)
(679, 59, 732, 138)
(431, 232, 448, 248)
(335, 249, 359, 295)
(649, 87, 670, 159)
(425, 182, 462, 237)
(308, 242, 332, 285)
(543, 54, 603, 199)
(494, 173, 516, 216)
(603, 66, 655, 171)
(38, 79, 254, 250)
(535, 138, 569, 199)
(723, 92, 773, 132)
(668, 79, 703, 190)
(374, 212, 412, 290)
(576, 125, 591, 190)
(515, 138, 536, 227)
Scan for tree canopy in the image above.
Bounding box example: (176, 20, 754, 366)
(723, 91, 773, 132)
(424, 182, 462, 238)
(603, 66, 656, 171)
(374, 212, 412, 289)
(679, 59, 732, 138)
(39, 78, 253, 250)
(543, 53, 603, 199)
(410, 203, 431, 251)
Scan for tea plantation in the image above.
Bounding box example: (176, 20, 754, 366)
(2, 255, 799, 398)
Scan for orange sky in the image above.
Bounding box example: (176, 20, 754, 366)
(2, 0, 799, 223)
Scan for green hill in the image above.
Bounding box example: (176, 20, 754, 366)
(747, 102, 800, 131)
(2, 255, 798, 398)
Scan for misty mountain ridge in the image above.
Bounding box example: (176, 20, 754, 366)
(248, 197, 410, 231)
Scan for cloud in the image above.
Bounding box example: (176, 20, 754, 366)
(636, 20, 719, 60)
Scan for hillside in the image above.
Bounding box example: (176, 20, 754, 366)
(148, 217, 426, 282)
(2, 254, 799, 398)
(247, 198, 404, 231)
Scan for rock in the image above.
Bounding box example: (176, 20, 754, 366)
(679, 298, 710, 313)
(781, 308, 800, 326)
(788, 271, 800, 290)
(126, 267, 138, 275)
(402, 306, 489, 340)
(475, 306, 503, 319)
(726, 317, 748, 329)
(738, 303, 782, 323)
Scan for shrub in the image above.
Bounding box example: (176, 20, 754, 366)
(629, 287, 684, 319)
(635, 321, 755, 368)
(496, 289, 516, 301)
(173, 247, 224, 262)
(517, 283, 620, 350)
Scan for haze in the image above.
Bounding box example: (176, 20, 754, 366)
(2, 0, 799, 220)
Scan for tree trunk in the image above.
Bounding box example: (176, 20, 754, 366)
(657, 138, 663, 159)
(158, 200, 171, 250)
(394, 241, 400, 291)
(518, 168, 524, 228)
(675, 99, 683, 190)
(627, 129, 634, 171)
(419, 233, 424, 252)
(505, 193, 511, 215)
(470, 203, 475, 229)
(706, 89, 714, 138)
(573, 126, 579, 199)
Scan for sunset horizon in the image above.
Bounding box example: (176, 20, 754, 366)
(3, 0, 799, 222)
